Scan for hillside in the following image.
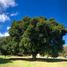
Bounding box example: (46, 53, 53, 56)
(64, 46, 67, 51)
(63, 46, 67, 56)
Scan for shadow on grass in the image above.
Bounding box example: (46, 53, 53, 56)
(0, 58, 12, 64)
(9, 58, 67, 62)
(0, 57, 67, 64)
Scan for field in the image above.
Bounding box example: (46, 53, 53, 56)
(0, 55, 67, 67)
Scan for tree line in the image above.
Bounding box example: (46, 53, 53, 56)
(0, 16, 67, 59)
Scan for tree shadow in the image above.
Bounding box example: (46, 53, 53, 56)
(9, 57, 67, 62)
(0, 57, 67, 64)
(37, 58, 67, 62)
(0, 58, 12, 64)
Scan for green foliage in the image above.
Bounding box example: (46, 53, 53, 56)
(0, 16, 67, 59)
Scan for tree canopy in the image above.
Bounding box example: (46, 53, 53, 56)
(0, 16, 67, 59)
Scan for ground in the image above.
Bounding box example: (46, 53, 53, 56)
(0, 55, 67, 67)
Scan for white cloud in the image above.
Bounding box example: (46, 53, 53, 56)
(0, 0, 18, 23)
(0, 13, 10, 22)
(0, 26, 10, 37)
(10, 12, 18, 16)
(0, 0, 17, 9)
(7, 26, 11, 30)
(0, 32, 9, 37)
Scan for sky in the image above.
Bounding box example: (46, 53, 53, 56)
(0, 0, 67, 45)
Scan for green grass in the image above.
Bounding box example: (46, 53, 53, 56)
(0, 55, 67, 67)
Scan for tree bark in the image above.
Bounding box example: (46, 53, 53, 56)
(32, 53, 37, 60)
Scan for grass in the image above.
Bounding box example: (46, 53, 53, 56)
(0, 55, 67, 67)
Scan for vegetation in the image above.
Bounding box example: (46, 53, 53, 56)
(59, 46, 67, 56)
(0, 56, 67, 67)
(63, 46, 67, 56)
(0, 16, 67, 59)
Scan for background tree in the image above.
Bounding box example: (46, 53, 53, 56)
(0, 36, 11, 55)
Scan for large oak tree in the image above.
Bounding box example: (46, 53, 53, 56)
(9, 16, 67, 59)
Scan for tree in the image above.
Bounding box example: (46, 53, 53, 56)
(9, 16, 67, 59)
(0, 36, 11, 55)
(9, 17, 31, 55)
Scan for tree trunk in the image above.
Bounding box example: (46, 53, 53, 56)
(47, 55, 49, 59)
(32, 53, 37, 60)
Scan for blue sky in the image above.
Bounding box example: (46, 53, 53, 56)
(0, 0, 67, 45)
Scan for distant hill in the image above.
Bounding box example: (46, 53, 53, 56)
(64, 46, 67, 52)
(59, 46, 67, 56)
(61, 46, 67, 56)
